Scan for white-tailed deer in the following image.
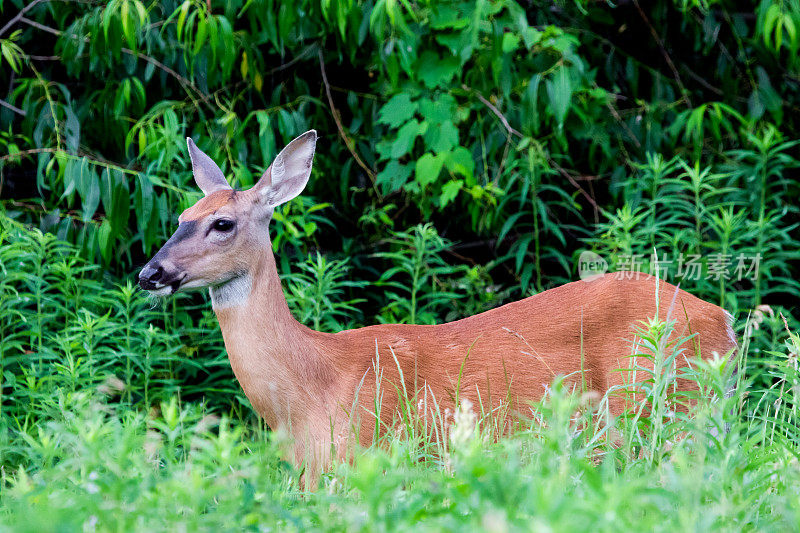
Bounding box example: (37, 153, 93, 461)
(138, 130, 737, 474)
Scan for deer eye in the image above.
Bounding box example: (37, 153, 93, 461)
(212, 219, 235, 232)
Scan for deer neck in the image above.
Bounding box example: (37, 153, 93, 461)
(210, 246, 335, 431)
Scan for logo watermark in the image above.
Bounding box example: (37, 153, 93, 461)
(578, 251, 761, 282)
(578, 250, 609, 281)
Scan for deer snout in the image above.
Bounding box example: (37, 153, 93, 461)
(138, 262, 184, 293)
(138, 264, 164, 290)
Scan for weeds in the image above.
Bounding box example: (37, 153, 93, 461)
(1, 211, 799, 530)
(374, 223, 465, 325)
(3, 304, 798, 530)
(285, 253, 366, 332)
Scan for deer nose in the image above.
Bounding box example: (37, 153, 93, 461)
(138, 264, 164, 289)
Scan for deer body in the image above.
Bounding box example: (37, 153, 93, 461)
(138, 130, 737, 472)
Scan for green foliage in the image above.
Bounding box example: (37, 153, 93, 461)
(0, 213, 241, 429)
(2, 301, 800, 529)
(2, 0, 798, 307)
(591, 130, 800, 307)
(1, 393, 300, 531)
(285, 252, 366, 331)
(374, 223, 464, 324)
(2, 0, 800, 527)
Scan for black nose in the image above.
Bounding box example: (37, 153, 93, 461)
(138, 264, 164, 290)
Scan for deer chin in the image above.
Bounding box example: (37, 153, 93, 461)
(145, 285, 173, 296)
(146, 275, 236, 297)
(180, 277, 214, 290)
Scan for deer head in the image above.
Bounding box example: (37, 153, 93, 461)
(137, 130, 317, 306)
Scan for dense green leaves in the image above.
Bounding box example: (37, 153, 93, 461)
(377, 93, 418, 128)
(3, 0, 796, 307)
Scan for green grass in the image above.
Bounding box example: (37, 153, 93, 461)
(3, 337, 800, 531)
(2, 214, 800, 531)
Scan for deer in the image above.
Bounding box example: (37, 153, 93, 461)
(137, 130, 737, 478)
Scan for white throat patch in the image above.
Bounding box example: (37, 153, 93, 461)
(210, 274, 252, 309)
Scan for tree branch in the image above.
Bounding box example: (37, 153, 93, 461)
(465, 84, 599, 222)
(266, 43, 317, 77)
(462, 84, 522, 139)
(632, 0, 691, 107)
(0, 98, 26, 116)
(318, 49, 378, 192)
(601, 89, 641, 149)
(0, 147, 143, 178)
(19, 17, 214, 110)
(0, 0, 44, 38)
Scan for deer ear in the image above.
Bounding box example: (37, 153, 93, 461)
(186, 138, 231, 195)
(253, 130, 317, 207)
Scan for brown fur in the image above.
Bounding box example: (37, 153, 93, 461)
(179, 189, 238, 222)
(145, 132, 737, 481)
(211, 244, 736, 473)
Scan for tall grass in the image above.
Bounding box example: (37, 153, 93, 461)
(0, 214, 243, 428)
(2, 303, 800, 530)
(2, 211, 800, 530)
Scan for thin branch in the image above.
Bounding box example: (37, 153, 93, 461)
(462, 84, 522, 138)
(0, 98, 26, 116)
(632, 0, 691, 107)
(318, 49, 379, 191)
(460, 88, 516, 184)
(0, 147, 141, 178)
(715, 9, 757, 92)
(0, 0, 44, 38)
(0, 147, 58, 162)
(5, 70, 19, 117)
(444, 247, 478, 266)
(19, 16, 59, 36)
(464, 84, 599, 222)
(682, 66, 724, 96)
(548, 157, 600, 224)
(266, 43, 318, 77)
(5, 200, 107, 225)
(19, 17, 214, 110)
(601, 88, 641, 149)
(129, 47, 212, 108)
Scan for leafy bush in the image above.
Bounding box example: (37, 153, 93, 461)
(0, 213, 240, 428)
(3, 0, 798, 304)
(2, 301, 800, 530)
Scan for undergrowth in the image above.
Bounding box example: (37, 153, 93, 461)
(2, 214, 800, 531)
